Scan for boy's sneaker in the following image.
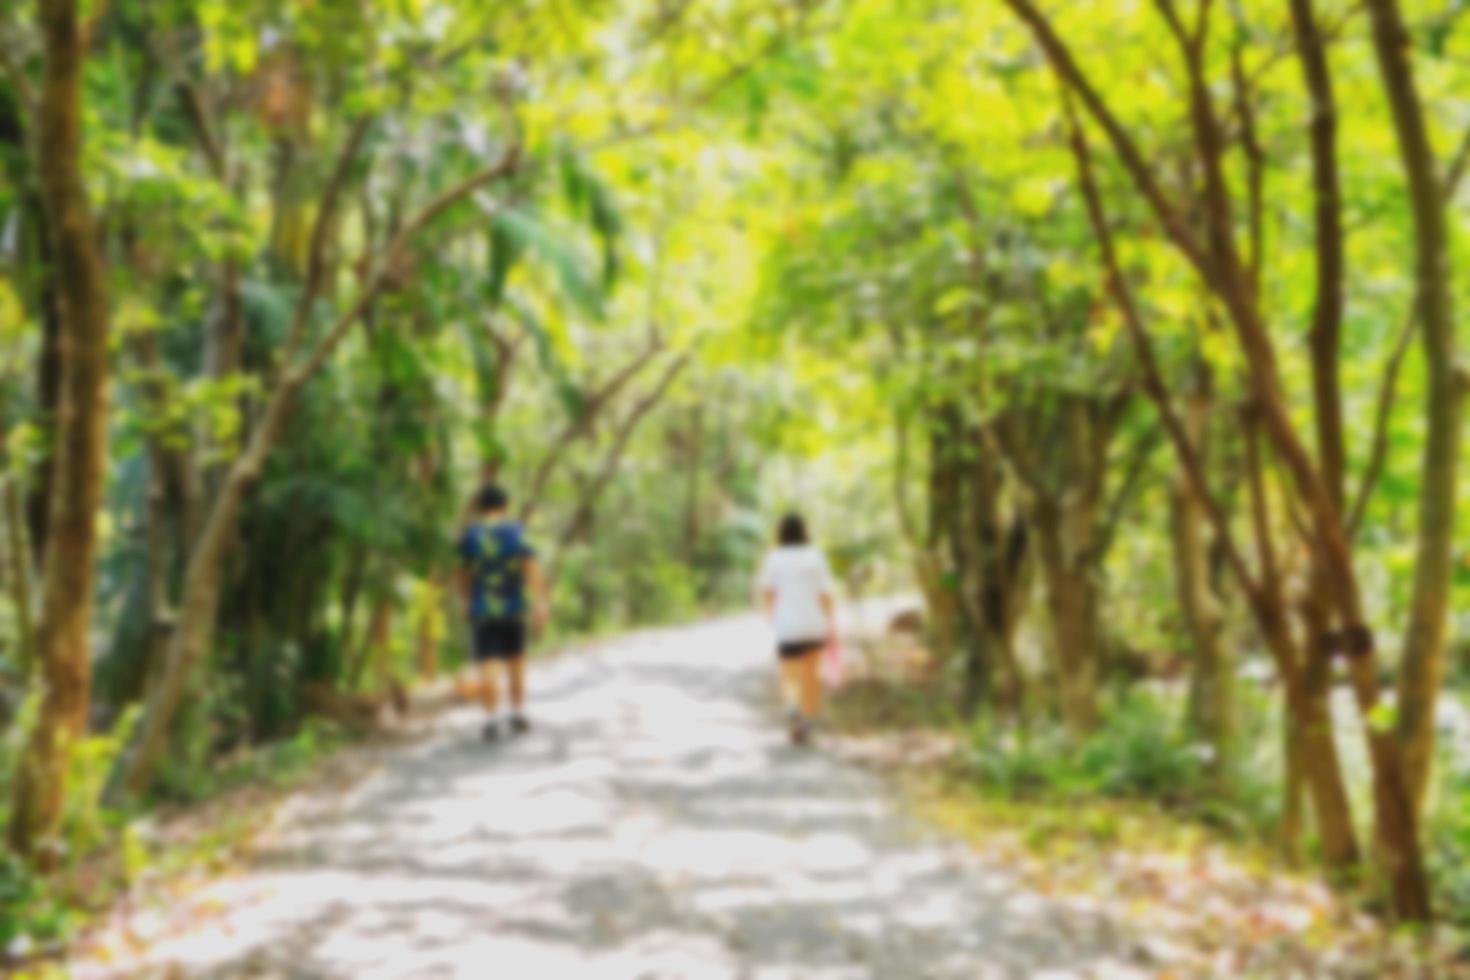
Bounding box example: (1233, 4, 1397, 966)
(789, 713, 813, 746)
(510, 715, 531, 735)
(481, 720, 503, 742)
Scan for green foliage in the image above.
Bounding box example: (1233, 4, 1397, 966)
(5, 0, 1470, 948)
(963, 692, 1278, 838)
(0, 712, 136, 954)
(153, 717, 348, 806)
(1427, 758, 1470, 929)
(0, 850, 71, 956)
(966, 695, 1200, 802)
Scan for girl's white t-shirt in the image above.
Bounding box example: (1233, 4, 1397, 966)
(757, 545, 837, 643)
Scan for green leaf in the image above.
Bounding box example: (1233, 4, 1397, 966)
(485, 206, 605, 320)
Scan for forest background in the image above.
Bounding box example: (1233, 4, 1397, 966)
(3, 0, 1470, 952)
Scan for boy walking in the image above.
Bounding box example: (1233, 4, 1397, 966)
(457, 484, 549, 741)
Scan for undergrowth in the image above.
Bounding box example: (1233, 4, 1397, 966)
(0, 717, 351, 967)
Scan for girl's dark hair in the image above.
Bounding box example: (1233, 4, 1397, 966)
(777, 513, 809, 547)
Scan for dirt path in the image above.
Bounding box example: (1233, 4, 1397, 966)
(75, 615, 1155, 979)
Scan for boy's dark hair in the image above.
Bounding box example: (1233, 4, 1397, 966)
(476, 483, 510, 513)
(777, 513, 809, 546)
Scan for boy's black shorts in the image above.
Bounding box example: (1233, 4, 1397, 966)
(473, 617, 527, 662)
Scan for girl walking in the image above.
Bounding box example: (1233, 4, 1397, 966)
(756, 513, 837, 744)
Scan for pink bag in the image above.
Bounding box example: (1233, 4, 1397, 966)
(821, 638, 844, 687)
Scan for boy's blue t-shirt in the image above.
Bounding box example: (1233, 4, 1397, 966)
(457, 520, 535, 622)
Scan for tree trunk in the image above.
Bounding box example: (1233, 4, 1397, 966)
(2, 477, 35, 678)
(1030, 396, 1107, 736)
(966, 424, 1030, 718)
(1170, 364, 1232, 776)
(1281, 706, 1306, 863)
(925, 404, 970, 673)
(988, 519, 1032, 718)
(909, 413, 959, 660)
(1292, 579, 1361, 869)
(348, 599, 394, 691)
(129, 330, 193, 702)
(7, 0, 112, 862)
(1035, 506, 1100, 735)
(0, 91, 65, 567)
(199, 260, 246, 495)
(681, 404, 704, 567)
(415, 575, 444, 680)
(108, 397, 292, 800)
(1365, 0, 1463, 823)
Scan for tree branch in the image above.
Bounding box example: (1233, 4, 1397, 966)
(292, 142, 523, 383)
(547, 353, 690, 580)
(1289, 0, 1348, 511)
(1095, 422, 1162, 560)
(1347, 311, 1415, 536)
(1003, 0, 1210, 272)
(277, 115, 376, 369)
(521, 337, 664, 519)
(1062, 94, 1262, 605)
(1227, 2, 1265, 291)
(1347, 100, 1470, 536)
(1444, 123, 1470, 202)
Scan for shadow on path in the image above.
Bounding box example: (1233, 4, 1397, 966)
(75, 615, 1144, 980)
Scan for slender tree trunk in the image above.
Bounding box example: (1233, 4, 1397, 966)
(923, 404, 966, 669)
(0, 89, 56, 569)
(129, 330, 190, 701)
(1288, 0, 1348, 511)
(26, 265, 62, 569)
(140, 436, 173, 694)
(1035, 505, 1101, 735)
(1171, 364, 1232, 777)
(932, 410, 990, 717)
(1242, 402, 1359, 869)
(1281, 705, 1306, 863)
(1291, 576, 1361, 869)
(1365, 0, 1463, 823)
(0, 103, 66, 568)
(347, 599, 394, 691)
(909, 411, 958, 661)
(415, 576, 444, 680)
(1031, 397, 1107, 736)
(199, 260, 246, 496)
(963, 428, 1020, 717)
(989, 517, 1032, 717)
(109, 391, 297, 799)
(5, 177, 65, 566)
(681, 404, 704, 567)
(2, 477, 35, 678)
(8, 0, 112, 861)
